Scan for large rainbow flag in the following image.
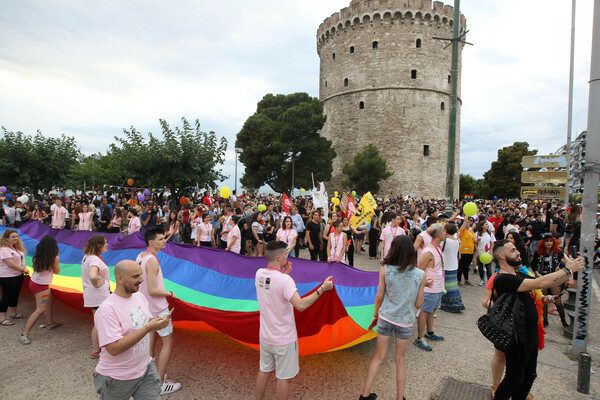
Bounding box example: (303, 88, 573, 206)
(4, 221, 377, 355)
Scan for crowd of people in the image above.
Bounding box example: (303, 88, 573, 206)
(0, 186, 599, 399)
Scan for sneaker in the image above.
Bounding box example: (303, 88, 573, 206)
(424, 332, 445, 341)
(414, 338, 432, 351)
(465, 281, 473, 286)
(160, 381, 181, 395)
(478, 280, 485, 286)
(359, 394, 377, 400)
(90, 351, 100, 359)
(20, 334, 31, 345)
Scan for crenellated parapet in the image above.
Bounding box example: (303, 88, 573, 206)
(317, 0, 466, 55)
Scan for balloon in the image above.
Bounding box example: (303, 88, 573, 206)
(331, 197, 340, 205)
(257, 204, 267, 212)
(5, 193, 12, 200)
(220, 186, 231, 199)
(463, 202, 477, 217)
(534, 200, 539, 204)
(0, 186, 6, 194)
(144, 189, 151, 197)
(479, 252, 493, 265)
(493, 196, 498, 200)
(334, 191, 338, 197)
(137, 193, 145, 202)
(180, 197, 189, 205)
(351, 191, 356, 197)
(301, 188, 305, 194)
(17, 195, 29, 204)
(127, 179, 134, 186)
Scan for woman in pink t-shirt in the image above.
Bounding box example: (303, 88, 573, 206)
(31, 203, 48, 223)
(78, 203, 93, 231)
(21, 235, 62, 344)
(127, 208, 141, 235)
(0, 230, 28, 325)
(196, 213, 214, 247)
(165, 211, 180, 242)
(81, 235, 110, 359)
(327, 221, 348, 264)
(276, 216, 297, 256)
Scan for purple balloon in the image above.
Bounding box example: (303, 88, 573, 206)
(144, 189, 151, 197)
(0, 186, 5, 194)
(138, 193, 145, 202)
(5, 193, 12, 200)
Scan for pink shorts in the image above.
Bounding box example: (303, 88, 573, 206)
(29, 280, 50, 294)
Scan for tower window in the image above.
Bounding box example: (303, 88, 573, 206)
(411, 70, 417, 79)
(350, 46, 355, 53)
(372, 41, 378, 49)
(332, 53, 336, 60)
(447, 75, 451, 83)
(359, 101, 365, 109)
(441, 102, 445, 110)
(325, 80, 327, 87)
(416, 38, 422, 48)
(344, 78, 349, 87)
(423, 145, 430, 156)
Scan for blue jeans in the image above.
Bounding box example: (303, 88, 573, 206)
(478, 261, 492, 281)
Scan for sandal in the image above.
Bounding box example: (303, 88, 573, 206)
(10, 313, 27, 319)
(46, 322, 63, 330)
(1, 319, 15, 326)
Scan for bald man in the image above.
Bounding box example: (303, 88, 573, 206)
(93, 260, 170, 400)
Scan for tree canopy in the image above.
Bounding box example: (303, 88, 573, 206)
(235, 93, 336, 193)
(483, 141, 537, 198)
(341, 144, 393, 194)
(0, 128, 81, 194)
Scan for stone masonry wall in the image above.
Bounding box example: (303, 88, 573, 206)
(317, 0, 466, 198)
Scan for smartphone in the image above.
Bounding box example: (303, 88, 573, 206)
(569, 246, 578, 259)
(166, 308, 175, 317)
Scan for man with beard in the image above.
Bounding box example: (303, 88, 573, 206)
(491, 239, 583, 400)
(93, 260, 170, 400)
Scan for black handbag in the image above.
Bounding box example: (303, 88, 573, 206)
(476, 276, 522, 351)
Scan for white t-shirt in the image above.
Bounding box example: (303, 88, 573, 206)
(94, 292, 152, 381)
(476, 231, 495, 254)
(255, 268, 298, 346)
(441, 238, 460, 271)
(228, 224, 242, 254)
(81, 255, 110, 308)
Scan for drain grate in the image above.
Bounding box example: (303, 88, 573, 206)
(432, 377, 492, 400)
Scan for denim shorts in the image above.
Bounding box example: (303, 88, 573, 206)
(422, 292, 443, 313)
(376, 318, 412, 340)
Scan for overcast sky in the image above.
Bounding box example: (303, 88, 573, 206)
(0, 0, 595, 190)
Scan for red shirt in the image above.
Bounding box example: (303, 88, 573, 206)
(488, 216, 504, 231)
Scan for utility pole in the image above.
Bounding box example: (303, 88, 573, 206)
(565, 0, 577, 204)
(568, 1, 600, 395)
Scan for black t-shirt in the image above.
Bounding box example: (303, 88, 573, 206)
(494, 273, 538, 348)
(306, 221, 321, 249)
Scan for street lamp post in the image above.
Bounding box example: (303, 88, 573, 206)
(92, 154, 100, 192)
(234, 148, 243, 195)
(289, 151, 301, 197)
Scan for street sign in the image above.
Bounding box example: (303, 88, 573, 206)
(520, 186, 566, 199)
(521, 171, 568, 184)
(521, 155, 569, 168)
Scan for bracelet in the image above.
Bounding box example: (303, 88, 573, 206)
(316, 288, 321, 297)
(144, 324, 150, 333)
(562, 268, 572, 277)
(170, 291, 174, 298)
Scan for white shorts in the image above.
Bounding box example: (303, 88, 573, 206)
(155, 308, 174, 337)
(259, 341, 299, 380)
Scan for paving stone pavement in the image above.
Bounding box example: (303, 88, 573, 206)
(1, 248, 599, 399)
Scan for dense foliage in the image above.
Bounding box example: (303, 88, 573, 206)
(341, 144, 393, 194)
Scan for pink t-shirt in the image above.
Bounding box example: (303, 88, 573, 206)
(416, 231, 433, 264)
(81, 255, 111, 307)
(228, 224, 242, 254)
(197, 222, 212, 243)
(78, 212, 93, 231)
(0, 246, 24, 278)
(221, 214, 233, 242)
(128, 217, 141, 234)
(94, 292, 152, 380)
(52, 206, 67, 228)
(422, 245, 444, 293)
(136, 252, 169, 315)
(276, 229, 297, 249)
(328, 232, 345, 261)
(255, 268, 298, 346)
(32, 269, 54, 285)
(379, 225, 406, 259)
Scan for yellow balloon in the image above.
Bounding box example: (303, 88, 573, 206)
(334, 191, 338, 197)
(479, 252, 493, 264)
(220, 186, 231, 199)
(463, 202, 477, 216)
(331, 197, 340, 205)
(301, 188, 305, 193)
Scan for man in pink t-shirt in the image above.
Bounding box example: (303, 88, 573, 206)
(136, 226, 180, 395)
(379, 212, 406, 263)
(225, 223, 242, 254)
(93, 260, 169, 400)
(255, 241, 334, 400)
(51, 198, 67, 229)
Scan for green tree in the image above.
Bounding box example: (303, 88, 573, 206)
(0, 128, 81, 196)
(341, 144, 393, 194)
(102, 117, 228, 195)
(236, 93, 336, 193)
(484, 142, 537, 198)
(459, 173, 477, 198)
